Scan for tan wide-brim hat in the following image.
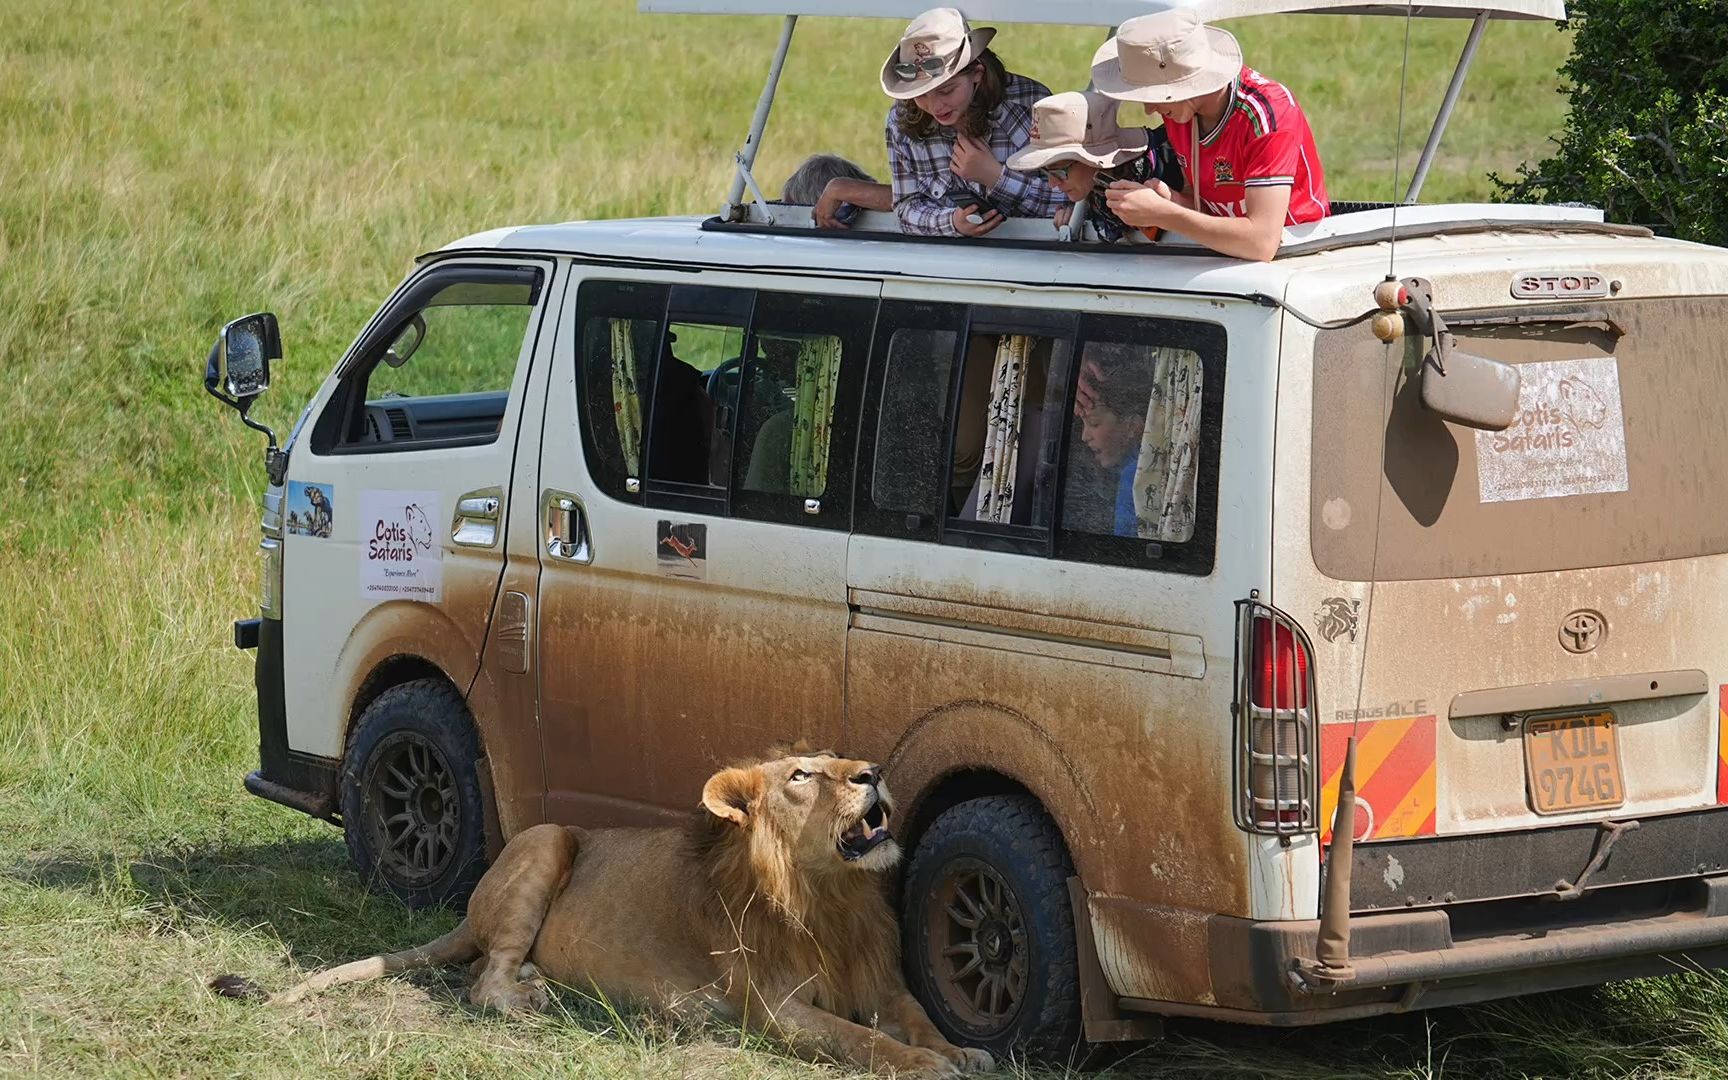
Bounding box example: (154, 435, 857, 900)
(1092, 9, 1243, 105)
(1007, 90, 1150, 171)
(880, 7, 997, 100)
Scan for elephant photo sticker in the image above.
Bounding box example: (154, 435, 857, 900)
(1475, 356, 1629, 504)
(359, 490, 443, 602)
(285, 481, 335, 538)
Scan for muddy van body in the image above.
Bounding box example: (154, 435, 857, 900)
(195, 0, 1728, 1055)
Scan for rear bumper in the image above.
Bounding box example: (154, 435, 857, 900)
(1118, 875, 1728, 1026)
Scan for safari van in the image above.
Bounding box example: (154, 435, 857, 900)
(205, 0, 1728, 1057)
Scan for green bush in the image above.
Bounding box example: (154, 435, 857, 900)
(1493, 0, 1728, 245)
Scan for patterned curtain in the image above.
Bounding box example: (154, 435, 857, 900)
(788, 335, 843, 497)
(977, 334, 1032, 523)
(1130, 347, 1204, 541)
(609, 319, 642, 475)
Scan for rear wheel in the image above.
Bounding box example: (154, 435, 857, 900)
(901, 793, 1083, 1061)
(340, 678, 488, 910)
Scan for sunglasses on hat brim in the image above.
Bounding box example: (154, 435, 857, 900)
(891, 55, 950, 80)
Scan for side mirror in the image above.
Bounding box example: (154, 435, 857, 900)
(383, 313, 426, 369)
(1421, 338, 1522, 431)
(204, 312, 281, 406)
(203, 311, 287, 484)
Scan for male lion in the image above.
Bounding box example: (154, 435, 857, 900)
(253, 753, 992, 1077)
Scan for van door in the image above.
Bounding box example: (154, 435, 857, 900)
(1287, 292, 1728, 907)
(280, 259, 555, 759)
(535, 270, 878, 824)
(840, 283, 1258, 905)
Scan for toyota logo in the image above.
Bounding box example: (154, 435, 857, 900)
(1559, 609, 1606, 654)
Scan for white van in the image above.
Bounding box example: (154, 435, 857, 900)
(204, 0, 1728, 1058)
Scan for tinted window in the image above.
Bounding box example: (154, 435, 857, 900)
(1061, 339, 1204, 543)
(947, 330, 1071, 529)
(731, 292, 874, 529)
(576, 279, 669, 502)
(1054, 313, 1226, 575)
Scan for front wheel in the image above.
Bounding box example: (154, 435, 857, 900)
(901, 794, 1083, 1060)
(340, 678, 488, 910)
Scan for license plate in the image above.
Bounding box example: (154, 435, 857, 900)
(1523, 711, 1625, 815)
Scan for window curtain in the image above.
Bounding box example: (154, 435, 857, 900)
(1130, 347, 1204, 541)
(788, 335, 843, 497)
(977, 334, 1032, 523)
(609, 319, 642, 475)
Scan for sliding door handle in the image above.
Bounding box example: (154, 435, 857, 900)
(542, 489, 593, 564)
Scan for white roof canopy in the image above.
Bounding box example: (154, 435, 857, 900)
(640, 0, 1565, 23)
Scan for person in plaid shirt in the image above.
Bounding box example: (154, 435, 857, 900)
(878, 8, 1065, 238)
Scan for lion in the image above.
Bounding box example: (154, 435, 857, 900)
(227, 753, 992, 1077)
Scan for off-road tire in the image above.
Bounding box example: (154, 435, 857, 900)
(902, 793, 1083, 1061)
(340, 678, 488, 910)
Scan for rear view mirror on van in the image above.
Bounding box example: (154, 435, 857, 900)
(201, 311, 287, 483)
(204, 312, 281, 406)
(1397, 278, 1520, 432)
(1421, 338, 1521, 431)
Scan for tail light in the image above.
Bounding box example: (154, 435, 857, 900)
(1234, 598, 1318, 835)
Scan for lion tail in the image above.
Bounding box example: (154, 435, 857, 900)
(218, 920, 480, 1005)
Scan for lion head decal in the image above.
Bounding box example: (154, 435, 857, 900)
(1315, 597, 1362, 644)
(1556, 376, 1608, 432)
(403, 503, 434, 552)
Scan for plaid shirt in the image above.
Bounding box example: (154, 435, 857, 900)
(885, 72, 1067, 237)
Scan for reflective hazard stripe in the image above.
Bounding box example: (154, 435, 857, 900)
(1320, 715, 1438, 843)
(1717, 685, 1728, 804)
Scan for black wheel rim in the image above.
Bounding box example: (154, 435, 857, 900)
(927, 856, 1028, 1034)
(361, 730, 458, 887)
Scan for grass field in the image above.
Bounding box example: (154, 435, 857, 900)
(13, 1, 1728, 1077)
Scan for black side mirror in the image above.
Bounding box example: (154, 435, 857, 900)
(204, 312, 281, 407)
(204, 312, 287, 484)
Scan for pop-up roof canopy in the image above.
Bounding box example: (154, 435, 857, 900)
(641, 0, 1568, 237)
(643, 0, 1563, 21)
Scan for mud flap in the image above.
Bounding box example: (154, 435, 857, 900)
(1068, 877, 1164, 1043)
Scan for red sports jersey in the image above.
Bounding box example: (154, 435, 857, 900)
(1161, 67, 1329, 224)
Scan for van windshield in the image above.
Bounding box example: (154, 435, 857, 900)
(1310, 297, 1728, 582)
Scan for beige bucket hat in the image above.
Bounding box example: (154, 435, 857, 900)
(1007, 91, 1150, 171)
(1092, 10, 1243, 104)
(880, 7, 997, 100)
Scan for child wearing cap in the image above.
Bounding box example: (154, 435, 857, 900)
(879, 8, 1066, 238)
(1093, 10, 1329, 261)
(1006, 90, 1185, 243)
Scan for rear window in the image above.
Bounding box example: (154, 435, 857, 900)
(1311, 296, 1728, 581)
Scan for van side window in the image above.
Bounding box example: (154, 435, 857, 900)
(576, 279, 670, 502)
(1054, 313, 1226, 575)
(320, 266, 543, 454)
(730, 291, 873, 529)
(946, 329, 1072, 532)
(641, 286, 754, 512)
(855, 301, 968, 541)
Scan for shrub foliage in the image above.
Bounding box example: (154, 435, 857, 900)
(1494, 0, 1728, 244)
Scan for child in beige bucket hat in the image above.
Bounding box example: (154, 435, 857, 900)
(1091, 10, 1330, 261)
(1006, 90, 1186, 243)
(869, 7, 1064, 238)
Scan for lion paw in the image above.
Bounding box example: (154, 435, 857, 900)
(944, 1046, 994, 1073)
(468, 978, 549, 1015)
(887, 1046, 966, 1077)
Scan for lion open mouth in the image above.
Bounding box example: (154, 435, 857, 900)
(838, 800, 891, 861)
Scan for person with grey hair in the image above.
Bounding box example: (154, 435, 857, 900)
(778, 153, 892, 229)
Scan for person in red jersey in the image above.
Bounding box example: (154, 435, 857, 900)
(1093, 9, 1329, 261)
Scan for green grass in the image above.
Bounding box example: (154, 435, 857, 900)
(15, 1, 1722, 1077)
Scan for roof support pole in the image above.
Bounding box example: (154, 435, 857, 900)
(723, 14, 798, 222)
(1403, 11, 1488, 204)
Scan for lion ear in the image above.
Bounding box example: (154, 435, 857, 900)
(701, 766, 763, 827)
